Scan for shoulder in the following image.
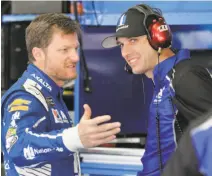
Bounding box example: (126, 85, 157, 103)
(177, 65, 212, 89)
(170, 59, 212, 89)
(2, 78, 50, 112)
(2, 91, 46, 114)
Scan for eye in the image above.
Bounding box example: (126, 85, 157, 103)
(119, 43, 124, 49)
(61, 48, 68, 53)
(129, 38, 137, 43)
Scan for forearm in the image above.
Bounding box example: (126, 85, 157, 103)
(8, 126, 83, 167)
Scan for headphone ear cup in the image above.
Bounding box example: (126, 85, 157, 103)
(148, 17, 172, 50)
(124, 63, 133, 74)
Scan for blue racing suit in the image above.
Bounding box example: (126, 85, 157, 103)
(2, 64, 80, 176)
(138, 49, 191, 176)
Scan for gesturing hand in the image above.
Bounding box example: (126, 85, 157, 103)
(78, 104, 121, 148)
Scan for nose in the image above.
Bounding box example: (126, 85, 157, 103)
(121, 44, 131, 60)
(70, 49, 80, 63)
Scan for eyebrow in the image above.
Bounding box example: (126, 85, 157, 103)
(61, 44, 79, 49)
(116, 37, 135, 46)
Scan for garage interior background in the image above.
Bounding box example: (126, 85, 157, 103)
(1, 1, 212, 175)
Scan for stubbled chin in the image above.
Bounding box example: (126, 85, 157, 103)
(132, 66, 143, 74)
(67, 73, 77, 80)
(66, 68, 77, 79)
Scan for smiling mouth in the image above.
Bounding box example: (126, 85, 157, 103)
(128, 58, 137, 65)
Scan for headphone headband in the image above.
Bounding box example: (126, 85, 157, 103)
(129, 4, 162, 19)
(129, 4, 163, 41)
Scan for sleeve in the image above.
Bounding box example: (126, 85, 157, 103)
(2, 91, 82, 167)
(174, 66, 212, 121)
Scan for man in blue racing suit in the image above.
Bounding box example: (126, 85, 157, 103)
(1, 13, 121, 176)
(102, 4, 212, 176)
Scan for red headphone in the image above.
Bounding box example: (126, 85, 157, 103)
(132, 4, 172, 51)
(125, 4, 172, 74)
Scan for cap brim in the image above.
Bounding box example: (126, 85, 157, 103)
(101, 35, 118, 49)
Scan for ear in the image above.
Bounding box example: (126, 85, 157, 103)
(32, 47, 45, 62)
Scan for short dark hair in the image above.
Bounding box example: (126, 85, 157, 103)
(25, 13, 81, 63)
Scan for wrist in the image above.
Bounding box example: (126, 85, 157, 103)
(62, 125, 84, 152)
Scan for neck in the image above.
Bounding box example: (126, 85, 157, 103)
(146, 48, 175, 80)
(159, 48, 175, 63)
